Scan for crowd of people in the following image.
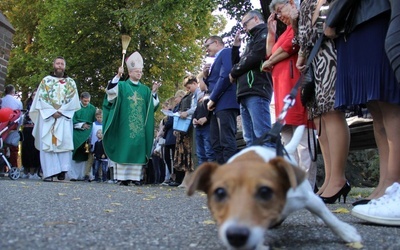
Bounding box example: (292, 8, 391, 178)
(1, 0, 399, 227)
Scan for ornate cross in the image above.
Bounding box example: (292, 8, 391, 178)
(128, 92, 143, 105)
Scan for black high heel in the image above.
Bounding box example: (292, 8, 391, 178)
(352, 199, 370, 206)
(320, 181, 351, 204)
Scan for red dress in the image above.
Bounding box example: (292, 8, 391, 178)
(270, 26, 308, 126)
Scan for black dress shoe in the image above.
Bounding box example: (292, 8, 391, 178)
(57, 172, 66, 180)
(83, 175, 92, 182)
(120, 180, 129, 186)
(168, 181, 180, 187)
(352, 199, 370, 206)
(43, 177, 53, 182)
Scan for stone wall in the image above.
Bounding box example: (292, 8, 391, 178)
(316, 149, 380, 188)
(0, 11, 15, 93)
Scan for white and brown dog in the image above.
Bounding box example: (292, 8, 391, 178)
(187, 125, 361, 250)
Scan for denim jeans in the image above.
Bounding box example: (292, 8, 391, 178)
(93, 159, 108, 181)
(210, 109, 238, 164)
(240, 95, 272, 146)
(195, 124, 215, 166)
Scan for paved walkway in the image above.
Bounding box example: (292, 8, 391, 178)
(0, 178, 399, 250)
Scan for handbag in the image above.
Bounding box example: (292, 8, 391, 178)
(300, 65, 315, 107)
(298, 34, 325, 108)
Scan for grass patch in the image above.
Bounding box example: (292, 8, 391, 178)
(349, 187, 374, 198)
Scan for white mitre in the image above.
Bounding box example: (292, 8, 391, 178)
(126, 52, 143, 71)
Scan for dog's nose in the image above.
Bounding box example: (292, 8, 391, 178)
(226, 226, 250, 248)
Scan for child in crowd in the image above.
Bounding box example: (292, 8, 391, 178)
(160, 92, 185, 186)
(93, 129, 108, 182)
(84, 109, 103, 182)
(193, 90, 215, 166)
(151, 119, 166, 184)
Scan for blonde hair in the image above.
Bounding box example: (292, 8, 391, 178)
(174, 89, 186, 98)
(165, 97, 175, 107)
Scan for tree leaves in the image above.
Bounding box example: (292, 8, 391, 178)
(2, 0, 258, 109)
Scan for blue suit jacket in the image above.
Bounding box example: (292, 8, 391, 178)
(205, 48, 240, 113)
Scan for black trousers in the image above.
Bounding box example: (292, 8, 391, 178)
(210, 109, 238, 164)
(21, 126, 41, 174)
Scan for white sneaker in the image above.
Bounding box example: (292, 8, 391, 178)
(352, 182, 400, 226)
(20, 173, 29, 179)
(28, 173, 41, 180)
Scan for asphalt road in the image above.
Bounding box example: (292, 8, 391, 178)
(1, 178, 399, 250)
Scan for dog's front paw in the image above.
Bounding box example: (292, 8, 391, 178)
(337, 224, 362, 243)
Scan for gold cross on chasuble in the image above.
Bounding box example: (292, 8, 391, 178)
(128, 91, 143, 105)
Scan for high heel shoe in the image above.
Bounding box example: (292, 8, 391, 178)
(320, 181, 351, 204)
(352, 199, 370, 206)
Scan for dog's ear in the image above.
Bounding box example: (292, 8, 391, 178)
(269, 157, 306, 189)
(187, 162, 220, 196)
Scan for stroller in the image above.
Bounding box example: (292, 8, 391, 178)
(0, 108, 25, 180)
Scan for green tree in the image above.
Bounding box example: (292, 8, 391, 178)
(1, 0, 260, 108)
(0, 0, 46, 100)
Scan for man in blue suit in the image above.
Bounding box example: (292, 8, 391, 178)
(202, 36, 240, 164)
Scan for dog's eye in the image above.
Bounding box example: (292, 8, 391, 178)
(256, 186, 273, 201)
(213, 188, 227, 202)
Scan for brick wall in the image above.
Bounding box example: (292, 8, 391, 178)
(0, 12, 15, 94)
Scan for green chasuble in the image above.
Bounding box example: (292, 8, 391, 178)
(72, 103, 96, 161)
(102, 80, 158, 165)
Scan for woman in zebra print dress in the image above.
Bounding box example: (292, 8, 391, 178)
(295, 0, 350, 202)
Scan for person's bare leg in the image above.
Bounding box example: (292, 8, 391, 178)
(320, 110, 349, 198)
(374, 101, 400, 198)
(367, 101, 388, 199)
(314, 115, 331, 195)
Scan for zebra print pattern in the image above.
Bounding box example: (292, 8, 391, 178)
(298, 0, 337, 118)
